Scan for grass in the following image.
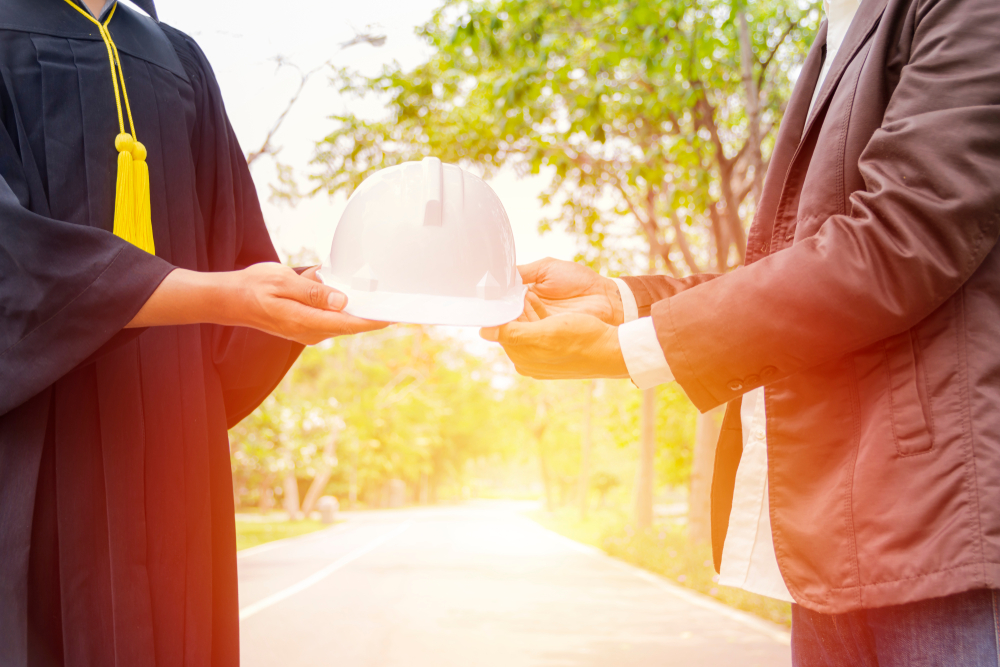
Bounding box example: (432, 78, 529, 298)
(235, 517, 329, 551)
(531, 506, 792, 627)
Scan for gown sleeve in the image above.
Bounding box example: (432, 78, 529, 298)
(0, 92, 174, 417)
(163, 27, 303, 427)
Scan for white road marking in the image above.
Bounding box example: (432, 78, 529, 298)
(237, 523, 352, 561)
(239, 521, 413, 621)
(529, 520, 792, 645)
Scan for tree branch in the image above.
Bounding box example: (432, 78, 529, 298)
(247, 31, 386, 167)
(668, 209, 702, 274)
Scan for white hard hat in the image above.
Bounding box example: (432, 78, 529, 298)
(319, 157, 527, 327)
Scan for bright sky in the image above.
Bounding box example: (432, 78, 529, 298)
(154, 0, 580, 270)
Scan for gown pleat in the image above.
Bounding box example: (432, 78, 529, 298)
(0, 1, 304, 664)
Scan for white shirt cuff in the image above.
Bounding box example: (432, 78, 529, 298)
(611, 278, 639, 323)
(618, 317, 674, 390)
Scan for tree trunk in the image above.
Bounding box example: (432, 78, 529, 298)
(634, 387, 657, 529)
(577, 380, 595, 519)
(257, 472, 276, 511)
(634, 249, 658, 530)
(348, 449, 358, 509)
(300, 436, 338, 516)
(282, 470, 302, 520)
(419, 472, 429, 504)
(688, 404, 726, 544)
(538, 440, 555, 512)
(737, 8, 764, 205)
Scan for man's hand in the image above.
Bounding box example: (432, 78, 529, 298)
(128, 263, 389, 345)
(520, 258, 624, 325)
(480, 313, 628, 380)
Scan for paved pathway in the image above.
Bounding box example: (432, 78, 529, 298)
(238, 503, 791, 667)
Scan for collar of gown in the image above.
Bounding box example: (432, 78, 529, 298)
(0, 0, 184, 81)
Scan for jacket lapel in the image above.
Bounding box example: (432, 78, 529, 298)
(800, 0, 890, 141)
(745, 22, 826, 265)
(746, 0, 890, 266)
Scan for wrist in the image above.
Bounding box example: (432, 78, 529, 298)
(173, 268, 245, 327)
(603, 277, 625, 326)
(208, 269, 252, 328)
(602, 324, 629, 378)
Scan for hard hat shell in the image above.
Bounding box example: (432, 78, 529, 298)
(319, 157, 527, 327)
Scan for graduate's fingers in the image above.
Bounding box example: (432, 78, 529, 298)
(299, 265, 322, 281)
(286, 305, 389, 342)
(281, 271, 347, 311)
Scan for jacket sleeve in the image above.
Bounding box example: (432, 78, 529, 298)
(620, 274, 720, 318)
(653, 0, 1000, 412)
(165, 27, 303, 427)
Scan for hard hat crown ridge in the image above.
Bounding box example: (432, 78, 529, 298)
(319, 157, 527, 326)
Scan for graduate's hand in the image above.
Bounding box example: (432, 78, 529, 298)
(127, 264, 389, 344)
(519, 258, 625, 326)
(235, 263, 388, 345)
(479, 313, 628, 380)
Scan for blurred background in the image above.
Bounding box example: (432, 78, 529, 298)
(153, 0, 821, 662)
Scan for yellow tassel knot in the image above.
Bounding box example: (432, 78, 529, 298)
(112, 132, 137, 246)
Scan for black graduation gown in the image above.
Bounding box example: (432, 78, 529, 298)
(0, 1, 302, 664)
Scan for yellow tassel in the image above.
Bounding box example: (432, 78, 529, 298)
(112, 132, 137, 245)
(131, 140, 155, 254)
(61, 0, 156, 255)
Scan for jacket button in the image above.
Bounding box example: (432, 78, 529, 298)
(727, 380, 743, 391)
(760, 366, 777, 380)
(759, 243, 768, 253)
(785, 232, 794, 242)
(745, 374, 760, 386)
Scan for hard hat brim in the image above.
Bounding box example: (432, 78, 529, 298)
(321, 280, 528, 327)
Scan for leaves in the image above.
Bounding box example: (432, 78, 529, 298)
(297, 0, 818, 274)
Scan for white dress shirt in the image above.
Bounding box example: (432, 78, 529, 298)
(615, 0, 860, 603)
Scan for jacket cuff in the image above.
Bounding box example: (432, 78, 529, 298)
(619, 276, 654, 317)
(653, 296, 724, 412)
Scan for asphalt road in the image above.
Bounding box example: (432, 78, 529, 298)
(237, 502, 791, 667)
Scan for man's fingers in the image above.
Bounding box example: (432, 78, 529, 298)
(517, 258, 551, 285)
(518, 297, 541, 322)
(525, 291, 549, 319)
(284, 273, 347, 311)
(480, 321, 526, 344)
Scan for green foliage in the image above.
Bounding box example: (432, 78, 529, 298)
(235, 517, 328, 551)
(230, 326, 510, 507)
(230, 331, 698, 510)
(306, 0, 819, 273)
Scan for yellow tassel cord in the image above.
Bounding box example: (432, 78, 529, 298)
(62, 1, 154, 254)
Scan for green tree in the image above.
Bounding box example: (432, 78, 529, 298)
(231, 326, 513, 513)
(296, 0, 817, 534)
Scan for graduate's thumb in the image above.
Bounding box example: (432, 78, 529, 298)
(289, 273, 347, 311)
(479, 325, 500, 342)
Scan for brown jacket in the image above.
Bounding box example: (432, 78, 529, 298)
(622, 0, 1000, 613)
